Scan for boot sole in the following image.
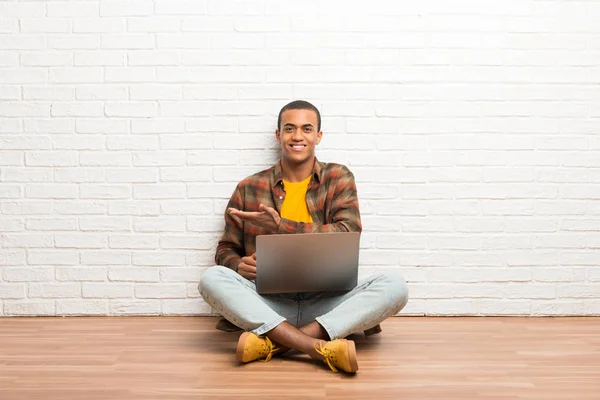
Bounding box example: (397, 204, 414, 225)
(236, 331, 251, 362)
(347, 340, 359, 373)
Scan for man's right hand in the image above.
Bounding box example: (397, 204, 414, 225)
(237, 253, 256, 280)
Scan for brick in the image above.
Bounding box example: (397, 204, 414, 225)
(54, 168, 105, 183)
(24, 118, 73, 134)
(56, 267, 108, 282)
(130, 85, 181, 100)
(4, 301, 55, 316)
(132, 251, 185, 266)
(133, 151, 186, 166)
(105, 67, 155, 83)
(57, 300, 108, 315)
(105, 102, 157, 117)
(108, 267, 160, 282)
(53, 135, 106, 150)
(0, 85, 20, 100)
(72, 18, 125, 33)
(20, 19, 70, 33)
(0, 184, 20, 199)
(50, 67, 103, 83)
(127, 50, 180, 65)
(79, 216, 131, 232)
(28, 250, 79, 265)
(132, 119, 184, 134)
(108, 201, 160, 216)
(162, 299, 212, 315)
(109, 234, 159, 249)
(80, 152, 132, 167)
(25, 184, 78, 199)
(76, 118, 129, 134)
(107, 136, 158, 150)
(80, 251, 130, 265)
(49, 36, 100, 50)
(0, 102, 50, 117)
(160, 134, 215, 150)
(1, 201, 52, 215)
(2, 234, 53, 248)
(76, 85, 128, 100)
(160, 167, 211, 182)
(47, 2, 99, 17)
(0, 218, 24, 232)
(127, 17, 181, 33)
(106, 168, 158, 183)
(133, 184, 186, 199)
(55, 233, 108, 249)
(3, 266, 53, 281)
(155, 0, 207, 15)
(26, 218, 78, 231)
(54, 201, 107, 215)
(100, 1, 154, 16)
(0, 284, 26, 299)
(1, 135, 52, 150)
(101, 35, 154, 49)
(135, 283, 187, 299)
(0, 36, 45, 50)
(29, 283, 81, 298)
(23, 86, 75, 101)
(80, 184, 131, 199)
(20, 52, 72, 67)
(82, 283, 133, 298)
(74, 51, 125, 66)
(110, 300, 160, 315)
(160, 235, 212, 250)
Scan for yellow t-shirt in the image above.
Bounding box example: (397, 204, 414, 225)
(280, 175, 313, 223)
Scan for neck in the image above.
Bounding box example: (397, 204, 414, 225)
(281, 156, 315, 182)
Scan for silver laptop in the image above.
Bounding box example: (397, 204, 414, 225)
(255, 232, 360, 294)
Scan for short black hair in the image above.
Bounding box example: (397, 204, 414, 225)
(277, 100, 321, 132)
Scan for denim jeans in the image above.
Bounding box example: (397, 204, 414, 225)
(199, 265, 409, 340)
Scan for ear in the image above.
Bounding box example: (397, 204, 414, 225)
(316, 130, 323, 145)
(275, 129, 281, 143)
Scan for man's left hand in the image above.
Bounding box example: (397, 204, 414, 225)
(228, 204, 281, 232)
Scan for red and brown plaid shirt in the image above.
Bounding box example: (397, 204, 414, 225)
(215, 158, 362, 270)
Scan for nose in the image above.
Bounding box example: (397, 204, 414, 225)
(291, 128, 303, 140)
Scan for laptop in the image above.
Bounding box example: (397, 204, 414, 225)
(255, 232, 360, 294)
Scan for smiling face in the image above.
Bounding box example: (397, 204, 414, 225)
(276, 108, 323, 170)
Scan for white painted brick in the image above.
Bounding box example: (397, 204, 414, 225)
(110, 300, 160, 315)
(4, 301, 55, 316)
(108, 201, 160, 216)
(0, 51, 18, 67)
(0, 184, 21, 199)
(109, 267, 160, 282)
(160, 134, 213, 150)
(132, 119, 184, 134)
(558, 284, 600, 298)
(80, 216, 131, 232)
(28, 250, 79, 265)
(20, 52, 73, 67)
(127, 17, 181, 33)
(101, 35, 154, 49)
(506, 283, 556, 299)
(162, 299, 211, 315)
(24, 118, 73, 134)
(0, 85, 21, 100)
(207, 0, 261, 16)
(0, 102, 50, 117)
(187, 217, 222, 233)
(25, 184, 78, 199)
(105, 102, 157, 117)
(181, 17, 233, 32)
(187, 151, 238, 166)
(532, 301, 584, 316)
(160, 267, 206, 282)
(20, 19, 71, 33)
(376, 234, 427, 250)
(54, 201, 107, 216)
(80, 184, 131, 199)
(0, 2, 45, 17)
(54, 168, 105, 183)
(50, 67, 103, 83)
(100, 1, 154, 16)
(478, 300, 531, 316)
(53, 135, 106, 150)
(533, 268, 586, 282)
(130, 84, 181, 100)
(3, 266, 53, 281)
(2, 234, 53, 248)
(57, 300, 108, 315)
(0, 36, 46, 50)
(76, 118, 129, 134)
(482, 200, 535, 216)
(48, 36, 100, 50)
(0, 151, 23, 166)
(0, 118, 21, 134)
(26, 217, 78, 231)
(72, 18, 125, 33)
(74, 51, 125, 66)
(106, 167, 157, 183)
(160, 235, 212, 250)
(23, 86, 75, 101)
(109, 234, 158, 249)
(29, 283, 81, 298)
(186, 118, 237, 133)
(80, 250, 130, 266)
(187, 184, 233, 199)
(427, 201, 480, 216)
(105, 67, 155, 83)
(127, 50, 180, 65)
(160, 167, 211, 182)
(133, 184, 186, 199)
(76, 85, 128, 100)
(56, 267, 108, 282)
(155, 0, 206, 15)
(588, 268, 600, 281)
(82, 283, 133, 298)
(55, 233, 108, 249)
(133, 216, 186, 232)
(47, 2, 99, 17)
(426, 299, 479, 316)
(135, 283, 186, 299)
(132, 250, 185, 266)
(133, 151, 186, 166)
(80, 152, 132, 167)
(0, 218, 24, 232)
(1, 201, 52, 215)
(0, 284, 26, 299)
(561, 219, 600, 232)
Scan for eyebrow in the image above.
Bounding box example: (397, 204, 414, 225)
(284, 123, 314, 128)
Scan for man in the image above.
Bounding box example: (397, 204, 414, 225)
(199, 100, 408, 373)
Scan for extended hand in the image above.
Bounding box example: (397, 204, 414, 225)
(228, 204, 281, 232)
(237, 253, 256, 280)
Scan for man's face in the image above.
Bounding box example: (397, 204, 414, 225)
(276, 109, 322, 166)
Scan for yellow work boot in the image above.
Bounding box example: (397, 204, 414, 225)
(314, 339, 359, 373)
(236, 332, 278, 363)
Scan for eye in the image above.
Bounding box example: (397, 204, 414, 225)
(285, 126, 294, 132)
(303, 127, 313, 132)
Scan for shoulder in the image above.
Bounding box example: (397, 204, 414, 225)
(317, 162, 355, 181)
(236, 165, 275, 190)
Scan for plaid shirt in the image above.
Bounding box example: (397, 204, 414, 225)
(215, 158, 362, 271)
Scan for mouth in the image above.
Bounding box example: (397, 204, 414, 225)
(289, 144, 306, 152)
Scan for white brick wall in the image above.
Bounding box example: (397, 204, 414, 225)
(1, 0, 599, 316)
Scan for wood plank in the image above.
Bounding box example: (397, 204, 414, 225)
(0, 317, 598, 399)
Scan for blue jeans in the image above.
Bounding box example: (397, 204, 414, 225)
(199, 265, 409, 340)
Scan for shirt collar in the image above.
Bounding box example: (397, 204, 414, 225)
(272, 157, 322, 187)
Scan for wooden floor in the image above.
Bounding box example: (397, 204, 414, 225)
(0, 317, 599, 399)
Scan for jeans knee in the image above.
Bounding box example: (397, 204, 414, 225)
(378, 269, 409, 312)
(198, 265, 230, 298)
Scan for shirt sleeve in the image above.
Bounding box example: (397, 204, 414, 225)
(276, 166, 362, 234)
(215, 183, 245, 271)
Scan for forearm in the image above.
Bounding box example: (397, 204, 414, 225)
(215, 247, 242, 271)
